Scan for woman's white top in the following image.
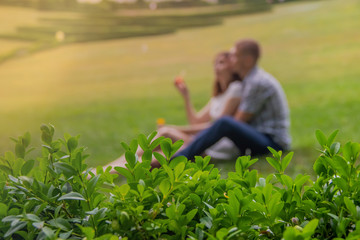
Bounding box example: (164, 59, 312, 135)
(205, 81, 242, 160)
(209, 81, 242, 119)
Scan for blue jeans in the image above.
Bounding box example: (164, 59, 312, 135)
(174, 116, 282, 160)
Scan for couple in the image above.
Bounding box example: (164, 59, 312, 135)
(166, 38, 291, 161)
(105, 38, 290, 171)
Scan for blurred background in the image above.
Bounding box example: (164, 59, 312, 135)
(1, 0, 359, 177)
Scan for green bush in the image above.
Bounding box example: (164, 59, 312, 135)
(1, 126, 360, 239)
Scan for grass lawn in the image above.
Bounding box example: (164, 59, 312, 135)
(1, 0, 360, 177)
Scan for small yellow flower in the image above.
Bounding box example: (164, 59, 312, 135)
(157, 118, 166, 126)
(224, 192, 229, 198)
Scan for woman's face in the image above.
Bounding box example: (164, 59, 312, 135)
(214, 54, 232, 79)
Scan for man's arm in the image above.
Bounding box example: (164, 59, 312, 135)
(234, 110, 253, 123)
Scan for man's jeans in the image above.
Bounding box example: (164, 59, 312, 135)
(175, 116, 282, 160)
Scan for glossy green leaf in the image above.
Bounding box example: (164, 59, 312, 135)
(72, 152, 82, 171)
(0, 164, 12, 174)
(331, 156, 349, 178)
(170, 140, 184, 157)
(138, 134, 148, 150)
(266, 157, 281, 172)
(48, 218, 71, 231)
(190, 193, 202, 206)
(247, 158, 258, 169)
(263, 184, 272, 203)
(25, 213, 41, 222)
(59, 230, 73, 239)
(268, 192, 282, 218)
(142, 149, 153, 162)
(282, 227, 298, 239)
(216, 228, 228, 240)
(153, 152, 167, 166)
(160, 140, 172, 160)
(21, 159, 35, 175)
(343, 142, 360, 165)
(163, 165, 174, 184)
(344, 197, 357, 218)
(186, 209, 198, 223)
(327, 130, 339, 146)
(281, 174, 293, 189)
(0, 203, 8, 217)
(137, 184, 144, 195)
(159, 179, 170, 197)
(78, 225, 95, 240)
(129, 139, 138, 153)
(315, 129, 327, 147)
(32, 221, 44, 229)
(15, 143, 25, 159)
(4, 221, 27, 238)
(40, 124, 52, 145)
(165, 204, 176, 219)
(114, 167, 133, 180)
(313, 156, 327, 176)
(120, 142, 130, 151)
(58, 192, 86, 201)
(247, 170, 258, 188)
(302, 219, 319, 238)
(332, 177, 348, 192)
(235, 156, 244, 175)
(125, 151, 137, 169)
(228, 190, 240, 215)
(149, 136, 165, 150)
(66, 137, 78, 153)
(147, 131, 157, 143)
(54, 162, 77, 178)
(281, 152, 293, 172)
(87, 174, 100, 196)
(330, 142, 341, 156)
(169, 155, 187, 169)
(267, 147, 280, 159)
(22, 132, 31, 148)
(294, 174, 310, 190)
(174, 162, 185, 180)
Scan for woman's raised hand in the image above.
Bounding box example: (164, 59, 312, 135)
(174, 76, 188, 98)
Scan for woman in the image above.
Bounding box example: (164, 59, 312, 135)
(102, 51, 242, 172)
(157, 51, 242, 159)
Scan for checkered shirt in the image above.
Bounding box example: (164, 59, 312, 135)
(239, 66, 291, 150)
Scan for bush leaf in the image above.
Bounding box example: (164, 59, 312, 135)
(21, 159, 35, 175)
(159, 179, 170, 197)
(58, 192, 86, 201)
(315, 130, 327, 147)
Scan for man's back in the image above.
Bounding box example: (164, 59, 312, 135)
(239, 67, 291, 150)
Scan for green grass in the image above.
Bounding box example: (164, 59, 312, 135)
(1, 0, 360, 177)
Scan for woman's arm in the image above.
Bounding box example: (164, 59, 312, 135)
(175, 79, 211, 125)
(185, 101, 211, 125)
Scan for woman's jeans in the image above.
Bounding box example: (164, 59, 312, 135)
(174, 116, 282, 160)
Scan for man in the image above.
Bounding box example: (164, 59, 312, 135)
(175, 39, 291, 160)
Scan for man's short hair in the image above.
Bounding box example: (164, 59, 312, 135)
(236, 39, 261, 62)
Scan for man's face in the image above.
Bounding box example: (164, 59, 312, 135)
(230, 46, 246, 74)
